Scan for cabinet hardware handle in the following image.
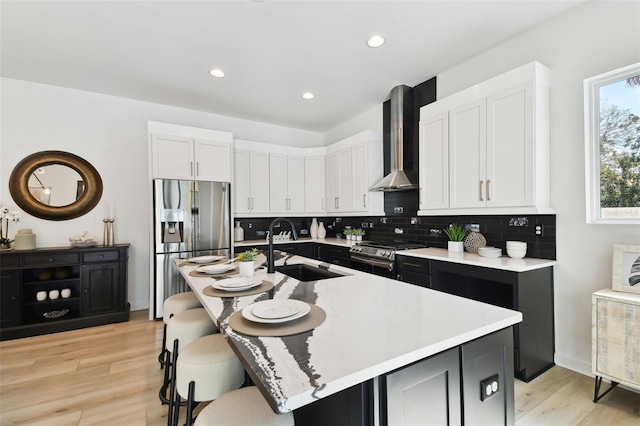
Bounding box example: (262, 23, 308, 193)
(486, 179, 491, 201)
(404, 262, 422, 268)
(190, 161, 194, 177)
(334, 197, 338, 209)
(247, 198, 251, 210)
(196, 162, 199, 177)
(479, 181, 484, 201)
(321, 198, 325, 210)
(397, 274, 402, 281)
(49, 258, 54, 262)
(363, 194, 367, 208)
(337, 197, 340, 209)
(251, 198, 254, 210)
(84, 289, 89, 293)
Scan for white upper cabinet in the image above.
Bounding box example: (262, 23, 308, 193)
(326, 148, 353, 212)
(269, 154, 304, 214)
(418, 61, 551, 215)
(305, 156, 325, 214)
(419, 112, 449, 210)
(351, 140, 384, 213)
(150, 130, 232, 182)
(233, 149, 270, 215)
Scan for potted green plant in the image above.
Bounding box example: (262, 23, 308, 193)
(343, 228, 354, 240)
(352, 228, 365, 241)
(237, 248, 259, 277)
(443, 224, 467, 253)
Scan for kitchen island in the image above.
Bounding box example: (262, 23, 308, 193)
(176, 252, 522, 425)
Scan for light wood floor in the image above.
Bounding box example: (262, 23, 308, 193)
(1, 310, 638, 425)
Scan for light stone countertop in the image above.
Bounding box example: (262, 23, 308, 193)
(234, 237, 353, 248)
(176, 252, 522, 414)
(398, 248, 557, 272)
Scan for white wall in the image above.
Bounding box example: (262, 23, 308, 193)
(436, 1, 640, 375)
(322, 104, 383, 145)
(0, 78, 322, 311)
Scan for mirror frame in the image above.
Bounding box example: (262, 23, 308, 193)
(9, 151, 103, 221)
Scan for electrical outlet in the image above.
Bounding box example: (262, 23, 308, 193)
(467, 223, 480, 232)
(480, 374, 500, 401)
(430, 229, 442, 236)
(380, 218, 388, 224)
(369, 222, 374, 228)
(394, 206, 404, 213)
(410, 217, 418, 225)
(535, 225, 544, 236)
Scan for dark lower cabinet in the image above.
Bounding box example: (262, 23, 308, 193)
(0, 245, 129, 341)
(294, 381, 372, 426)
(395, 255, 554, 383)
(383, 348, 461, 425)
(383, 328, 514, 426)
(315, 244, 351, 267)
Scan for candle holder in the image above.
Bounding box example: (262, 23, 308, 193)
(103, 218, 115, 246)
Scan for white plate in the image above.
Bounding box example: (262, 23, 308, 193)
(217, 277, 262, 288)
(211, 280, 261, 292)
(188, 255, 225, 264)
(196, 263, 236, 274)
(252, 299, 300, 319)
(242, 300, 311, 324)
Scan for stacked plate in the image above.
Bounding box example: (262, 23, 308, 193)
(211, 277, 262, 292)
(196, 263, 235, 275)
(478, 247, 502, 258)
(188, 255, 225, 264)
(242, 299, 310, 324)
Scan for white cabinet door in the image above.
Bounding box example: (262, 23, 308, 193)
(337, 148, 353, 211)
(151, 134, 194, 179)
(419, 112, 449, 210)
(287, 155, 305, 213)
(325, 152, 339, 213)
(195, 139, 231, 182)
(351, 142, 368, 212)
(249, 151, 270, 214)
(486, 81, 534, 208)
(305, 156, 325, 213)
(449, 99, 486, 209)
(269, 154, 288, 213)
(233, 150, 270, 214)
(233, 150, 251, 214)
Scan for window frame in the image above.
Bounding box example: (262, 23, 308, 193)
(584, 62, 640, 225)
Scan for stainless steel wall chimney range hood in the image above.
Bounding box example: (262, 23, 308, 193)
(370, 85, 419, 192)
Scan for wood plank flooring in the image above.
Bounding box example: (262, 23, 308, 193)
(1, 310, 638, 425)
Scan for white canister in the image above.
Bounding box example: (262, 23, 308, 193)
(238, 261, 254, 278)
(61, 288, 71, 299)
(49, 290, 60, 300)
(36, 291, 47, 301)
(13, 229, 36, 250)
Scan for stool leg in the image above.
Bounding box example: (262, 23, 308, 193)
(167, 339, 179, 426)
(185, 381, 195, 426)
(159, 323, 167, 369)
(159, 347, 172, 404)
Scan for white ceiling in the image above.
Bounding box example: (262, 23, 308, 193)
(1, 0, 584, 132)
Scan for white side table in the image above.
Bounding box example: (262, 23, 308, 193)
(592, 288, 640, 402)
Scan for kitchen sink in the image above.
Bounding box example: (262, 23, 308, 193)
(276, 263, 345, 282)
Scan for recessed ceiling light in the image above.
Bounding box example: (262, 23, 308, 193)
(209, 68, 225, 78)
(366, 35, 385, 48)
(302, 92, 314, 100)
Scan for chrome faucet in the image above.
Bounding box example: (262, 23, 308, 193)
(267, 218, 298, 273)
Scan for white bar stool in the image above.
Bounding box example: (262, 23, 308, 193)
(159, 292, 202, 369)
(171, 334, 246, 426)
(194, 386, 295, 426)
(160, 308, 218, 407)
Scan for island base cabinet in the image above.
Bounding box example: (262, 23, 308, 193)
(382, 328, 514, 426)
(294, 381, 372, 426)
(461, 328, 514, 426)
(383, 348, 461, 426)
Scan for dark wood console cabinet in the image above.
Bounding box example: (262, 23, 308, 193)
(0, 245, 129, 340)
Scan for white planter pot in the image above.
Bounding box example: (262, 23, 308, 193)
(356, 235, 363, 241)
(238, 261, 254, 277)
(448, 241, 464, 253)
(346, 234, 352, 240)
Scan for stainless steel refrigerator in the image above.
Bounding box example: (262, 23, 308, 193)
(153, 179, 231, 318)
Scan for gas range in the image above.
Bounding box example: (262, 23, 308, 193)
(349, 240, 426, 276)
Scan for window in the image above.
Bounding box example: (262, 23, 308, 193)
(584, 63, 640, 224)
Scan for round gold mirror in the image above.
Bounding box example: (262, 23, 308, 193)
(9, 151, 103, 221)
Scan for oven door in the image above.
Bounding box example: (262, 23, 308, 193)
(349, 254, 395, 278)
